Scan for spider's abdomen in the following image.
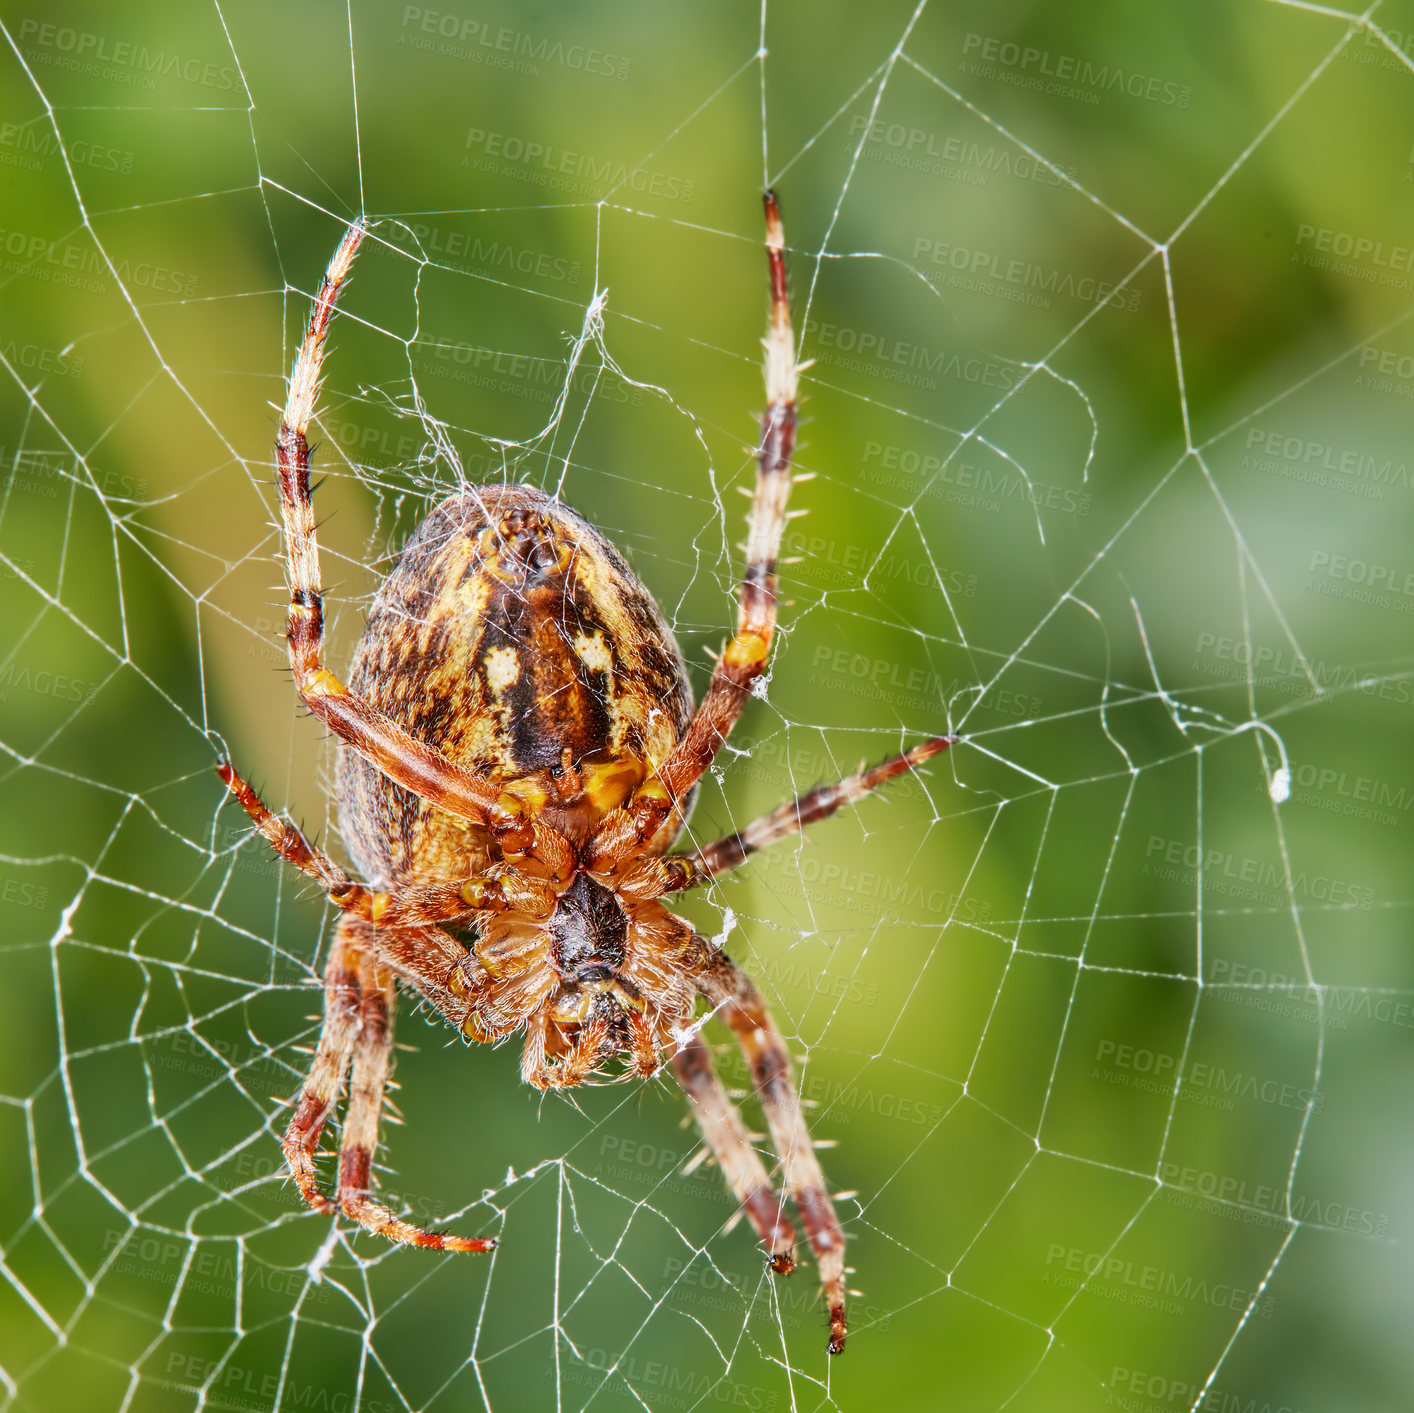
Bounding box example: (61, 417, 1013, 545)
(337, 484, 693, 886)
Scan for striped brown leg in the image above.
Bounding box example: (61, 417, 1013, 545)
(282, 913, 363, 1213)
(223, 763, 498, 1249)
(273, 222, 500, 828)
(592, 192, 800, 869)
(697, 948, 848, 1354)
(217, 760, 551, 986)
(332, 948, 496, 1251)
(658, 737, 954, 894)
(281, 915, 496, 1252)
(671, 1032, 798, 1273)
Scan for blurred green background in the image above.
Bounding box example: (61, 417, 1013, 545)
(1, 1, 1412, 1409)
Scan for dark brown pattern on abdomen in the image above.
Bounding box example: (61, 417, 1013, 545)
(337, 485, 692, 886)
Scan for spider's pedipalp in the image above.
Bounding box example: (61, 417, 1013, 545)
(526, 1011, 612, 1090)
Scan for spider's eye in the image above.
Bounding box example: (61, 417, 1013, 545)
(528, 539, 560, 573)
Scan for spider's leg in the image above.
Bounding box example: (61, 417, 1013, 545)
(332, 942, 497, 1252)
(593, 192, 800, 867)
(659, 736, 953, 893)
(275, 222, 499, 827)
(218, 761, 518, 1031)
(652, 189, 797, 803)
(217, 762, 553, 927)
(671, 1031, 799, 1273)
(282, 913, 363, 1214)
(696, 947, 848, 1354)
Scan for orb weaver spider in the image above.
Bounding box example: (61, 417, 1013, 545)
(219, 194, 951, 1353)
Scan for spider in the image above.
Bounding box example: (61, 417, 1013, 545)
(218, 195, 951, 1354)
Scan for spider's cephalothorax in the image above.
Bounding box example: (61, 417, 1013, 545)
(219, 197, 952, 1355)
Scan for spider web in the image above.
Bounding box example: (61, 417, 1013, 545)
(0, 0, 1411, 1408)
